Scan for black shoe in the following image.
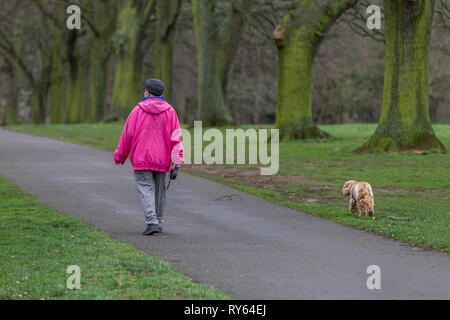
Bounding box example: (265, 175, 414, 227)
(143, 224, 161, 235)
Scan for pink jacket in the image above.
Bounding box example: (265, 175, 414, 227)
(114, 97, 184, 172)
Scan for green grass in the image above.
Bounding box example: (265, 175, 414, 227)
(0, 177, 229, 300)
(5, 123, 450, 251)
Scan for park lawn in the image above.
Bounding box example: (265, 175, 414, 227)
(5, 123, 450, 251)
(0, 177, 229, 300)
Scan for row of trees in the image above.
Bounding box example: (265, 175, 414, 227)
(274, 0, 446, 151)
(0, 0, 173, 123)
(0, 0, 447, 152)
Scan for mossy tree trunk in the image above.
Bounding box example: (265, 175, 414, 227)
(31, 52, 52, 123)
(48, 17, 64, 124)
(154, 0, 182, 103)
(65, 31, 84, 123)
(45, 0, 117, 124)
(192, 0, 230, 125)
(32, 1, 66, 124)
(30, 1, 68, 123)
(84, 1, 118, 122)
(2, 1, 117, 124)
(49, 53, 63, 123)
(192, 0, 254, 126)
(111, 3, 140, 118)
(65, 72, 85, 123)
(356, 0, 445, 152)
(31, 85, 49, 123)
(274, 0, 356, 141)
(3, 58, 18, 124)
(111, 0, 155, 119)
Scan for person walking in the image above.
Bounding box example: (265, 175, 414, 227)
(114, 79, 184, 235)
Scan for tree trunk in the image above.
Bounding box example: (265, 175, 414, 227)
(4, 59, 18, 124)
(85, 57, 109, 123)
(65, 72, 85, 123)
(111, 1, 155, 119)
(154, 40, 173, 101)
(85, 2, 118, 122)
(154, 0, 182, 103)
(274, 0, 355, 141)
(31, 85, 48, 124)
(31, 54, 52, 123)
(111, 4, 141, 118)
(45, 5, 68, 124)
(111, 50, 141, 118)
(217, 0, 254, 92)
(64, 30, 84, 123)
(49, 31, 64, 124)
(192, 0, 253, 125)
(356, 0, 445, 152)
(192, 0, 231, 125)
(49, 58, 63, 123)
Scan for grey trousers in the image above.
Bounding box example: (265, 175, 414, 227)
(134, 170, 167, 225)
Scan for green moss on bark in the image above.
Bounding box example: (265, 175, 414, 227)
(193, 0, 232, 125)
(154, 0, 181, 103)
(65, 74, 85, 123)
(192, 0, 254, 125)
(85, 2, 117, 123)
(357, 0, 446, 153)
(274, 0, 355, 141)
(110, 1, 155, 119)
(4, 60, 18, 125)
(111, 5, 141, 119)
(49, 35, 63, 124)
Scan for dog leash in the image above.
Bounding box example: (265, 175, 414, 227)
(166, 165, 179, 190)
(351, 181, 358, 203)
(351, 192, 357, 203)
(166, 174, 172, 190)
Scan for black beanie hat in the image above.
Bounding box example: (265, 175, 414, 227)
(143, 79, 165, 96)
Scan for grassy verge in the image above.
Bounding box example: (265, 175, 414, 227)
(5, 123, 449, 251)
(0, 176, 229, 300)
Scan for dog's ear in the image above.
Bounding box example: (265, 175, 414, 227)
(342, 180, 354, 196)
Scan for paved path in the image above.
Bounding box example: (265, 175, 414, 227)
(0, 128, 448, 299)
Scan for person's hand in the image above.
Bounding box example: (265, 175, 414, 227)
(170, 165, 179, 180)
(114, 149, 124, 165)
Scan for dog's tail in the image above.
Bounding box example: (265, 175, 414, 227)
(359, 190, 372, 207)
(360, 188, 375, 216)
